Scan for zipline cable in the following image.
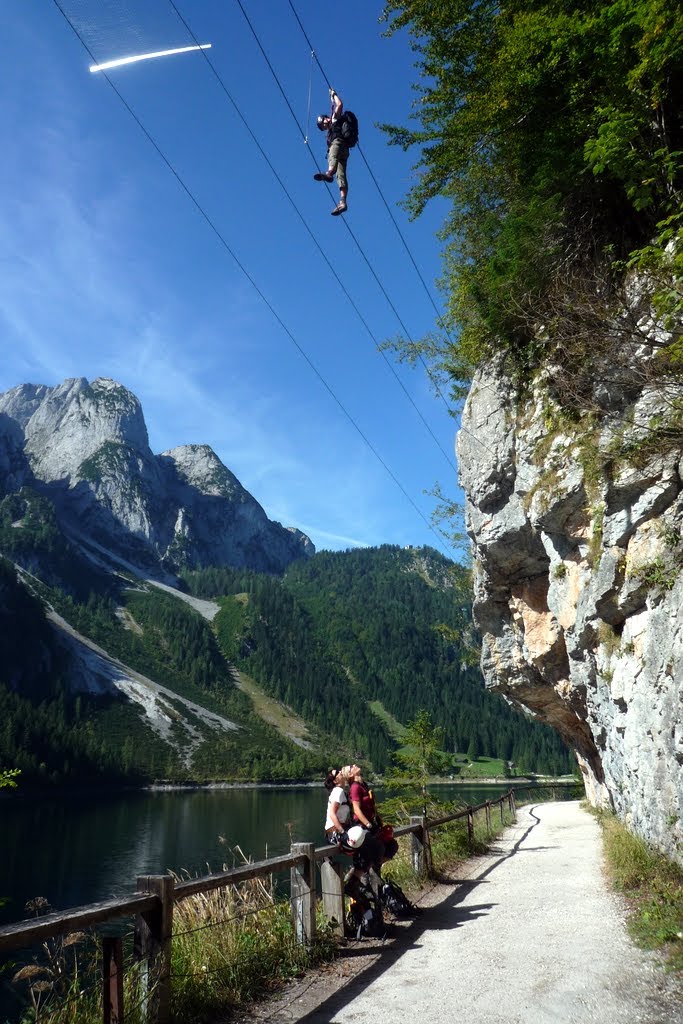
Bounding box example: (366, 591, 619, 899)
(230, 0, 539, 498)
(286, 0, 460, 416)
(238, 0, 545, 495)
(168, 0, 457, 475)
(233, 0, 458, 425)
(51, 0, 457, 559)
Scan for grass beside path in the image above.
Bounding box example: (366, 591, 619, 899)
(383, 795, 515, 893)
(595, 808, 683, 972)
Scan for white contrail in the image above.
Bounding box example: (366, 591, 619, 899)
(89, 43, 211, 73)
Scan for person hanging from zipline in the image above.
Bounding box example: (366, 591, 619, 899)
(313, 87, 358, 216)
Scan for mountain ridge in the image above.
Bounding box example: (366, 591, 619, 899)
(0, 376, 313, 577)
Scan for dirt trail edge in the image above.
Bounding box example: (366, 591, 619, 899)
(238, 802, 682, 1024)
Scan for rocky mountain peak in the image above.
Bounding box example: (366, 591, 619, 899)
(0, 377, 313, 576)
(162, 444, 245, 500)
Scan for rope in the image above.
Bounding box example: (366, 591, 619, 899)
(51, 0, 454, 560)
(285, 0, 459, 414)
(304, 49, 314, 144)
(230, 0, 459, 477)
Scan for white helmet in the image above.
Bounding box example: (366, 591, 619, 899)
(345, 825, 366, 848)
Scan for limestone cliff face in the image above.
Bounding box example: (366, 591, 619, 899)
(0, 377, 313, 574)
(457, 360, 683, 863)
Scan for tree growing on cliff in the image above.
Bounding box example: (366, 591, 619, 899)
(380, 0, 683, 388)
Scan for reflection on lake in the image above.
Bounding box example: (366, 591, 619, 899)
(2, 782, 574, 926)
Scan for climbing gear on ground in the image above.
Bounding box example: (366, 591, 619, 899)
(380, 879, 421, 919)
(345, 879, 385, 939)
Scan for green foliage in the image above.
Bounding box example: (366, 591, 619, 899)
(587, 502, 606, 570)
(598, 810, 683, 969)
(0, 677, 177, 784)
(380, 0, 683, 380)
(78, 441, 133, 484)
(10, 882, 336, 1024)
(0, 767, 20, 789)
(626, 212, 683, 331)
(188, 548, 577, 770)
(213, 595, 248, 662)
(1, 525, 572, 784)
(0, 548, 326, 783)
(172, 884, 334, 1022)
(627, 556, 680, 592)
(386, 710, 447, 815)
(384, 797, 514, 891)
(282, 546, 573, 774)
(0, 490, 109, 598)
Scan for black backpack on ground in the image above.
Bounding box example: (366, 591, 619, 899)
(380, 880, 420, 918)
(340, 110, 359, 147)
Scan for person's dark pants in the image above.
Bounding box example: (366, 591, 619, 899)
(353, 834, 384, 874)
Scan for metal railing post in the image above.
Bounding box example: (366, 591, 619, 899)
(290, 843, 316, 945)
(134, 874, 174, 1024)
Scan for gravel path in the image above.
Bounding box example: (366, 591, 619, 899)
(243, 802, 682, 1024)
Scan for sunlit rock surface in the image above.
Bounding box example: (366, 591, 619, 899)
(457, 359, 683, 863)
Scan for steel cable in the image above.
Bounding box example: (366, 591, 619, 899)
(50, 0, 456, 558)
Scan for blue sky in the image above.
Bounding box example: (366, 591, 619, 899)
(1, 1, 464, 556)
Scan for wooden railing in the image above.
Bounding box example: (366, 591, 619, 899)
(0, 785, 577, 1023)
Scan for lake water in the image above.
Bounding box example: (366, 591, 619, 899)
(0, 782, 546, 928)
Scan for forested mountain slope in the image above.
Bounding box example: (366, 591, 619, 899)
(0, 490, 328, 784)
(0, 482, 572, 783)
(184, 546, 573, 774)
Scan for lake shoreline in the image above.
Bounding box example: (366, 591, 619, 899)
(0, 775, 579, 800)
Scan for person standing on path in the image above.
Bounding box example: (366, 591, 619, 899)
(313, 88, 349, 216)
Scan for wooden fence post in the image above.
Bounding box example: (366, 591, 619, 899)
(510, 790, 516, 820)
(466, 807, 474, 845)
(319, 857, 344, 938)
(134, 874, 174, 1024)
(410, 816, 432, 876)
(102, 936, 124, 1024)
(485, 801, 492, 833)
(290, 843, 316, 945)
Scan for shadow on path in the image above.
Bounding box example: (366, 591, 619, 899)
(289, 808, 543, 1024)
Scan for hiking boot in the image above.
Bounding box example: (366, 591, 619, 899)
(313, 171, 334, 182)
(331, 201, 347, 216)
